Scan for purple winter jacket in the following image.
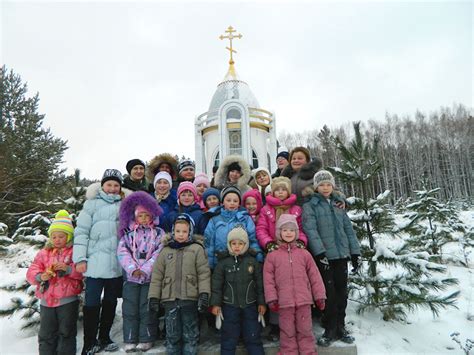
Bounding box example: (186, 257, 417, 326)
(117, 223, 164, 284)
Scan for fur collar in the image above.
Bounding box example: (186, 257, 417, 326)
(85, 182, 132, 201)
(281, 158, 322, 181)
(214, 155, 251, 191)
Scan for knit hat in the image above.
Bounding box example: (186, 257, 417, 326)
(177, 181, 198, 203)
(276, 151, 289, 161)
(202, 187, 220, 205)
(289, 147, 311, 164)
(221, 185, 242, 203)
(227, 161, 242, 173)
(242, 189, 263, 214)
(313, 170, 335, 189)
(251, 167, 271, 181)
(193, 173, 210, 188)
(227, 225, 249, 256)
(178, 159, 195, 174)
(171, 213, 195, 242)
(271, 176, 292, 194)
(126, 159, 145, 175)
(135, 205, 152, 218)
(275, 214, 299, 242)
(154, 171, 172, 188)
(48, 210, 74, 243)
(101, 169, 123, 186)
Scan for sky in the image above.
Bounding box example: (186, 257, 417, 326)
(1, 0, 472, 179)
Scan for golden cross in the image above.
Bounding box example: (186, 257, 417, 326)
(219, 26, 242, 65)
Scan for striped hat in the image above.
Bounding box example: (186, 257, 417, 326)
(48, 210, 74, 242)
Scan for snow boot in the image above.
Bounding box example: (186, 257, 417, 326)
(81, 306, 101, 355)
(337, 326, 355, 344)
(97, 300, 119, 352)
(317, 328, 337, 347)
(267, 324, 280, 342)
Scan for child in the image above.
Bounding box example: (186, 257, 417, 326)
(161, 181, 204, 234)
(242, 189, 263, 224)
(117, 191, 165, 352)
(204, 186, 263, 269)
(251, 167, 272, 204)
(148, 214, 211, 355)
(193, 172, 211, 209)
(27, 210, 83, 355)
(263, 214, 326, 355)
(256, 176, 308, 253)
(210, 226, 266, 355)
(152, 171, 177, 217)
(302, 170, 361, 346)
(73, 169, 131, 354)
(214, 155, 252, 193)
(202, 187, 221, 211)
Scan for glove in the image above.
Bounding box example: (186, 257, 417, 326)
(295, 240, 306, 249)
(266, 241, 279, 253)
(197, 293, 209, 313)
(316, 299, 326, 311)
(351, 254, 361, 273)
(148, 298, 160, 313)
(316, 253, 330, 271)
(268, 301, 279, 313)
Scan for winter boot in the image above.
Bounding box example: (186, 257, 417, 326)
(266, 324, 280, 342)
(317, 328, 337, 347)
(81, 306, 101, 355)
(97, 300, 119, 352)
(337, 324, 355, 344)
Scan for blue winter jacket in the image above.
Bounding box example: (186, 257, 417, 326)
(302, 192, 360, 260)
(161, 203, 204, 234)
(154, 189, 177, 221)
(204, 207, 263, 269)
(73, 183, 124, 278)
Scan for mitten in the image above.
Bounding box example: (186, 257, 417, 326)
(316, 299, 326, 311)
(197, 293, 209, 313)
(266, 241, 279, 253)
(148, 298, 160, 313)
(268, 301, 279, 313)
(295, 240, 306, 249)
(316, 253, 330, 271)
(351, 254, 361, 273)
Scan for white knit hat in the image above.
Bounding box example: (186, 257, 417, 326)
(154, 171, 172, 188)
(227, 226, 249, 256)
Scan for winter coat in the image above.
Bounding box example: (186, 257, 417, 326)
(154, 189, 178, 218)
(210, 250, 265, 308)
(146, 153, 179, 184)
(214, 155, 252, 194)
(161, 203, 204, 234)
(263, 242, 326, 308)
(27, 246, 83, 307)
(204, 208, 263, 269)
(148, 235, 211, 303)
(271, 168, 282, 179)
(123, 176, 149, 192)
(281, 158, 322, 206)
(302, 192, 361, 260)
(117, 225, 164, 284)
(73, 182, 132, 278)
(256, 194, 308, 249)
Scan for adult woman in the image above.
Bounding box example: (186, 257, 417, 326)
(146, 153, 179, 190)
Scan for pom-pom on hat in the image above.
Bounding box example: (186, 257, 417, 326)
(221, 185, 242, 203)
(154, 171, 172, 188)
(275, 214, 299, 242)
(101, 169, 123, 186)
(172, 213, 195, 241)
(313, 170, 335, 189)
(178, 159, 195, 174)
(193, 173, 210, 188)
(126, 159, 145, 175)
(271, 176, 292, 194)
(48, 210, 74, 242)
(202, 188, 220, 205)
(227, 226, 249, 256)
(177, 181, 198, 203)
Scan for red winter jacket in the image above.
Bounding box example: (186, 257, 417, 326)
(256, 194, 308, 249)
(263, 242, 326, 308)
(27, 246, 83, 307)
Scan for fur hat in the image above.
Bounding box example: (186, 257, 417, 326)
(177, 181, 198, 203)
(275, 214, 299, 242)
(271, 176, 292, 194)
(146, 153, 178, 181)
(221, 185, 242, 203)
(313, 170, 335, 189)
(289, 147, 311, 164)
(178, 159, 195, 175)
(242, 189, 263, 214)
(276, 151, 289, 161)
(119, 191, 163, 236)
(203, 188, 220, 205)
(48, 210, 74, 242)
(227, 161, 242, 173)
(126, 159, 145, 175)
(172, 213, 195, 241)
(101, 169, 123, 186)
(227, 226, 249, 256)
(154, 171, 172, 188)
(193, 173, 210, 188)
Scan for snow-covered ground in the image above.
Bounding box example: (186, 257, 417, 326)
(1, 211, 472, 354)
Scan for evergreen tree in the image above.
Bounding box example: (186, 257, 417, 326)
(0, 65, 68, 227)
(56, 168, 86, 225)
(329, 122, 459, 321)
(0, 222, 11, 255)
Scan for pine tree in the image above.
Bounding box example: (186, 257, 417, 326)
(0, 222, 11, 255)
(329, 122, 459, 321)
(56, 169, 86, 225)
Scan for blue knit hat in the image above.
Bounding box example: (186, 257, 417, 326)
(171, 213, 195, 241)
(202, 188, 220, 205)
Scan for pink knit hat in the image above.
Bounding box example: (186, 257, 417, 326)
(193, 173, 210, 188)
(275, 214, 299, 242)
(242, 189, 263, 214)
(177, 181, 198, 203)
(135, 205, 152, 219)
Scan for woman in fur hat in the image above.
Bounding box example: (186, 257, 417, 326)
(146, 153, 179, 190)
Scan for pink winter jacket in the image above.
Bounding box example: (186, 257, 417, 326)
(263, 242, 326, 308)
(256, 194, 307, 249)
(26, 246, 83, 307)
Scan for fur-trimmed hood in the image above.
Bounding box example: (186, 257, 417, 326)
(118, 191, 163, 237)
(281, 157, 322, 181)
(85, 182, 133, 201)
(160, 232, 205, 247)
(146, 153, 178, 182)
(214, 155, 252, 191)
